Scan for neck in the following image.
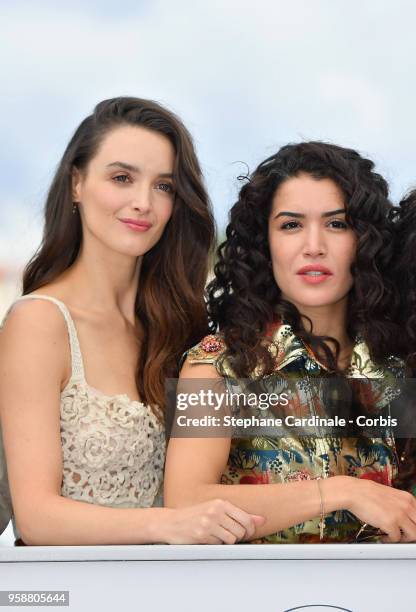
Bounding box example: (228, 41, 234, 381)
(59, 237, 141, 324)
(294, 298, 352, 352)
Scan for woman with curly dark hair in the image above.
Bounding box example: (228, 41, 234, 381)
(0, 97, 263, 545)
(165, 141, 416, 544)
(392, 189, 416, 499)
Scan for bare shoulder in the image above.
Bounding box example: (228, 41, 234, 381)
(1, 297, 67, 344)
(0, 298, 70, 384)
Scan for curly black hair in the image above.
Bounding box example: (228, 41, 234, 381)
(392, 189, 416, 493)
(393, 189, 416, 367)
(208, 141, 401, 377)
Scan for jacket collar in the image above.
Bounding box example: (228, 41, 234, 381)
(269, 322, 399, 378)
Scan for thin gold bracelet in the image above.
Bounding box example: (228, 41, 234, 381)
(316, 477, 325, 541)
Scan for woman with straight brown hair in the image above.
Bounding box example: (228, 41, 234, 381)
(0, 97, 263, 545)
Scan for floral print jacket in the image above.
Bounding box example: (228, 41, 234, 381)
(187, 323, 405, 543)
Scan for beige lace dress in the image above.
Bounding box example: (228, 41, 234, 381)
(0, 294, 165, 540)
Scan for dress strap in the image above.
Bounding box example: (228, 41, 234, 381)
(0, 294, 85, 383)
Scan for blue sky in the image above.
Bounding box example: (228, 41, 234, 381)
(1, 0, 416, 267)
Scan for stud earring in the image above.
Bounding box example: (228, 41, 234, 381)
(72, 202, 78, 214)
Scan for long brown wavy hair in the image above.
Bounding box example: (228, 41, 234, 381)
(23, 97, 215, 419)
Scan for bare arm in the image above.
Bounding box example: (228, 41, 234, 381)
(165, 360, 416, 542)
(0, 301, 262, 545)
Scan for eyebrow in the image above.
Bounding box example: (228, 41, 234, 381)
(106, 161, 174, 178)
(274, 208, 346, 220)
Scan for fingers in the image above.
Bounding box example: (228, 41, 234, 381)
(219, 514, 246, 542)
(381, 521, 404, 544)
(211, 525, 239, 545)
(223, 501, 262, 540)
(396, 517, 416, 543)
(381, 530, 402, 544)
(205, 534, 225, 545)
(188, 500, 255, 544)
(252, 514, 266, 526)
(240, 514, 267, 541)
(384, 492, 416, 543)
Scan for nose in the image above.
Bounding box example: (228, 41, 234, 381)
(302, 224, 326, 258)
(131, 184, 152, 214)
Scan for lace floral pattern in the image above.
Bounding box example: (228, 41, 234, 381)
(60, 381, 165, 508)
(0, 293, 166, 541)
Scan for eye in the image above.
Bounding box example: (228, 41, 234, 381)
(113, 174, 131, 184)
(157, 182, 175, 194)
(280, 220, 301, 230)
(327, 219, 348, 229)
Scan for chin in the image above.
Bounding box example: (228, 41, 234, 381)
(293, 295, 347, 310)
(110, 243, 150, 258)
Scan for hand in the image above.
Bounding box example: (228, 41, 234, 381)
(163, 499, 265, 544)
(348, 479, 416, 543)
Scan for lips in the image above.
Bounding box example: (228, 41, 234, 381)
(120, 218, 152, 231)
(297, 264, 333, 276)
(296, 264, 333, 284)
